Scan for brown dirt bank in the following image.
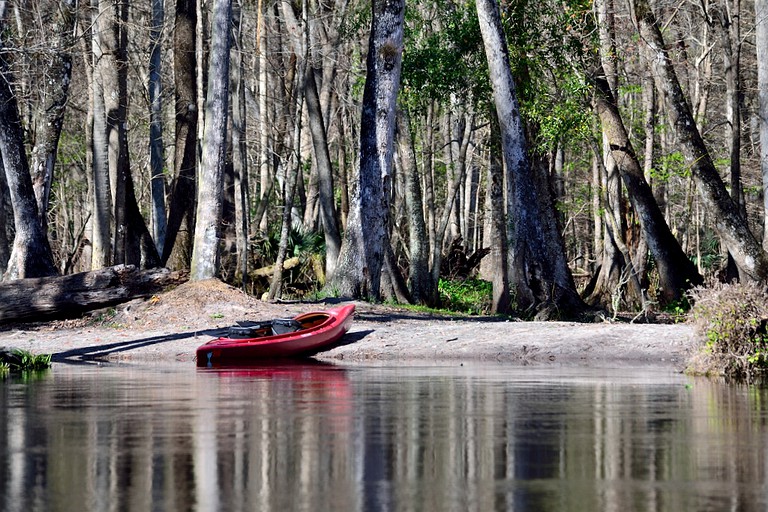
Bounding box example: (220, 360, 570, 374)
(0, 280, 696, 368)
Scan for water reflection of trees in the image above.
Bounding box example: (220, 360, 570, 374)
(0, 369, 767, 511)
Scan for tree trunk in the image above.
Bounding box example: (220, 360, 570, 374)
(30, 0, 76, 234)
(149, 0, 167, 258)
(96, 0, 159, 270)
(231, 0, 249, 287)
(0, 14, 57, 280)
(0, 265, 186, 324)
(190, 0, 232, 280)
(423, 103, 436, 264)
(477, 0, 586, 318)
(487, 111, 511, 314)
(305, 66, 342, 280)
(397, 108, 434, 305)
(758, 0, 768, 249)
(327, 0, 404, 300)
(90, 0, 112, 270)
(269, 17, 306, 299)
(718, 0, 744, 215)
(95, 0, 128, 264)
(163, 0, 198, 269)
(0, 153, 9, 275)
(631, 0, 768, 282)
(588, 0, 630, 309)
(591, 68, 703, 303)
(444, 110, 464, 243)
(257, 4, 271, 234)
(268, 0, 307, 300)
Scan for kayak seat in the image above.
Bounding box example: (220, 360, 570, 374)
(228, 324, 269, 339)
(271, 318, 303, 335)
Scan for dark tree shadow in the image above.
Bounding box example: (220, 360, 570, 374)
(51, 328, 226, 364)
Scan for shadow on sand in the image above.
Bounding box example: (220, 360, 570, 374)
(51, 328, 227, 365)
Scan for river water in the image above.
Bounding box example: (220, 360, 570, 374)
(1, 363, 767, 511)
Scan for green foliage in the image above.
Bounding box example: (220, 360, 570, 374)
(401, 2, 489, 111)
(691, 233, 723, 272)
(253, 226, 325, 263)
(687, 282, 768, 380)
(522, 72, 592, 151)
(0, 349, 52, 373)
(438, 278, 492, 315)
(652, 151, 688, 182)
(663, 296, 691, 323)
(501, 0, 594, 152)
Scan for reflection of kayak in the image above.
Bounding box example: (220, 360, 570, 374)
(208, 361, 347, 382)
(196, 304, 355, 366)
(209, 362, 354, 433)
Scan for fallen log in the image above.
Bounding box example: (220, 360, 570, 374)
(250, 256, 301, 278)
(0, 265, 188, 324)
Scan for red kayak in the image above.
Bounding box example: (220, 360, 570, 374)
(196, 304, 355, 366)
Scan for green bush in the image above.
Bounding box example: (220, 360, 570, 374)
(438, 278, 492, 315)
(687, 282, 768, 379)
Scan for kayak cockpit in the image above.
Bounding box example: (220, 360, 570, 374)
(226, 312, 330, 339)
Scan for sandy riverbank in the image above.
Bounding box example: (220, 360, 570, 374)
(0, 280, 697, 369)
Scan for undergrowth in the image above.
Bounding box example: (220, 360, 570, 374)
(438, 278, 492, 315)
(687, 282, 768, 380)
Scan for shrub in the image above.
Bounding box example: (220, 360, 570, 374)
(687, 282, 768, 379)
(438, 278, 492, 315)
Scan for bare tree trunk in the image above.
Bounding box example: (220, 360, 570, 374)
(591, 67, 703, 303)
(97, 0, 158, 269)
(190, 0, 232, 280)
(397, 108, 434, 305)
(30, 0, 75, 235)
(424, 103, 436, 264)
(257, 3, 271, 234)
(269, 0, 307, 300)
(477, 0, 586, 318)
(327, 0, 404, 300)
(90, 0, 112, 270)
(707, 0, 745, 281)
(631, 0, 768, 282)
(306, 67, 342, 280)
(94, 0, 128, 264)
(0, 20, 57, 280)
(231, 0, 249, 287)
(487, 111, 510, 314)
(0, 153, 9, 275)
(591, 154, 602, 271)
(149, 0, 167, 257)
(163, 0, 198, 269)
(588, 0, 635, 309)
(758, 0, 768, 248)
(717, 0, 744, 215)
(444, 109, 464, 243)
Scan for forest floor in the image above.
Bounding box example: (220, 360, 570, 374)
(0, 279, 699, 370)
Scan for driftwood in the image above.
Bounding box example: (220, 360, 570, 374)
(0, 265, 187, 324)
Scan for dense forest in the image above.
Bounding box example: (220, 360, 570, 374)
(0, 0, 766, 319)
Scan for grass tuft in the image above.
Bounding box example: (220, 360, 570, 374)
(0, 349, 53, 373)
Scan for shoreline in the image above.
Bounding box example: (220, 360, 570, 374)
(0, 308, 696, 370)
